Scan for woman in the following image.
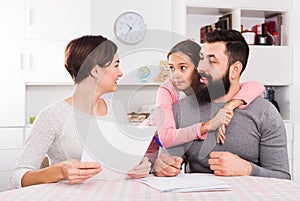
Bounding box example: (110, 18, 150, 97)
(9, 35, 150, 189)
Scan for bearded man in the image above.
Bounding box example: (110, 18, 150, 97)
(153, 30, 290, 180)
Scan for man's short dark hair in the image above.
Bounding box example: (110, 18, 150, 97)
(205, 30, 249, 75)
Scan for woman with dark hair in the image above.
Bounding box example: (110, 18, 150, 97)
(9, 35, 151, 189)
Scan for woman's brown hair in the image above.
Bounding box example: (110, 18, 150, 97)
(64, 35, 117, 83)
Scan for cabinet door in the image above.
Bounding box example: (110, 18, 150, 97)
(0, 73, 25, 126)
(0, 150, 22, 171)
(0, 128, 24, 149)
(25, 0, 91, 41)
(0, 0, 24, 72)
(241, 46, 292, 85)
(23, 40, 73, 83)
(0, 172, 10, 192)
(0, 1, 25, 126)
(0, 128, 23, 191)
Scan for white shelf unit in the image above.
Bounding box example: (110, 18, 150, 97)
(108, 84, 160, 113)
(25, 84, 74, 125)
(172, 0, 294, 177)
(25, 81, 161, 127)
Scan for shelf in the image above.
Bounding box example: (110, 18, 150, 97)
(25, 84, 74, 123)
(186, 7, 231, 16)
(184, 0, 292, 11)
(118, 82, 162, 86)
(26, 82, 73, 86)
(241, 10, 283, 18)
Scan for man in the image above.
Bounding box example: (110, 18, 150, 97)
(154, 30, 290, 179)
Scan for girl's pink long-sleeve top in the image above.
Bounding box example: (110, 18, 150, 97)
(141, 78, 265, 149)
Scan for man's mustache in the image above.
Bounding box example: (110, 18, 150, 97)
(198, 72, 212, 82)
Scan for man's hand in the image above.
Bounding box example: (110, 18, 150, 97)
(208, 151, 252, 176)
(154, 153, 183, 177)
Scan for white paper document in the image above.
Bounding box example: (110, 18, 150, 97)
(80, 120, 156, 181)
(137, 173, 230, 192)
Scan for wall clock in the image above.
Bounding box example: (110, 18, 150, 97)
(114, 11, 147, 44)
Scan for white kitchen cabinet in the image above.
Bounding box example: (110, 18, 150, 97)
(241, 46, 292, 86)
(23, 0, 91, 83)
(0, 128, 24, 149)
(23, 40, 72, 83)
(0, 150, 22, 172)
(172, 0, 294, 177)
(0, 1, 26, 126)
(24, 0, 91, 41)
(0, 0, 24, 72)
(0, 172, 10, 192)
(0, 128, 23, 192)
(0, 73, 25, 126)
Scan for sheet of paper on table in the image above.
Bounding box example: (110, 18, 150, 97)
(80, 120, 156, 181)
(137, 173, 231, 192)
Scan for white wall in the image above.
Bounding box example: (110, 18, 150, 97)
(292, 0, 300, 181)
(91, 0, 172, 38)
(90, 0, 175, 77)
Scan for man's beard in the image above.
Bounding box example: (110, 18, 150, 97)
(196, 69, 230, 103)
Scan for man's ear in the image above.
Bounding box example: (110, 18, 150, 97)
(229, 61, 243, 79)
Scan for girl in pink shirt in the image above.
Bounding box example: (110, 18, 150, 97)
(142, 40, 265, 156)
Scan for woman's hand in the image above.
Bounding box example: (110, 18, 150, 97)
(127, 157, 151, 179)
(59, 159, 102, 183)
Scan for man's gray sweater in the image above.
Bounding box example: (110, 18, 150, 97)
(170, 95, 290, 179)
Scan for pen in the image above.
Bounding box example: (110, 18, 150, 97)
(153, 135, 164, 148)
(153, 135, 169, 154)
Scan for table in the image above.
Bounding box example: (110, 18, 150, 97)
(1, 175, 300, 201)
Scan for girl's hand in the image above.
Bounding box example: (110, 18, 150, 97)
(59, 159, 102, 183)
(216, 124, 226, 144)
(209, 108, 233, 131)
(128, 157, 151, 179)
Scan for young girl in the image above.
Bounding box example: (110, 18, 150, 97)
(142, 40, 265, 155)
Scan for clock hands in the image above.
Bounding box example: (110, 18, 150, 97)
(126, 22, 132, 32)
(131, 19, 137, 30)
(126, 19, 138, 33)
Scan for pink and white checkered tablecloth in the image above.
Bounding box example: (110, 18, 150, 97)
(1, 174, 300, 201)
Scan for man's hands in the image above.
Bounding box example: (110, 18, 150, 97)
(153, 152, 252, 177)
(208, 151, 252, 176)
(154, 153, 183, 177)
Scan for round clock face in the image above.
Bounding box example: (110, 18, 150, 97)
(114, 12, 147, 44)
